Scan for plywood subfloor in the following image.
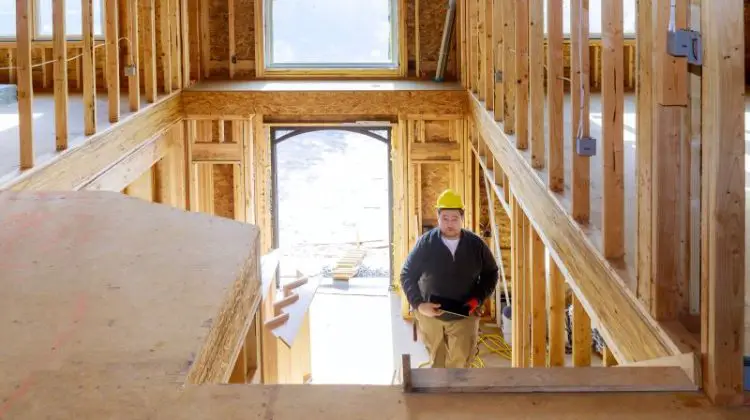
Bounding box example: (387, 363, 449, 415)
(0, 92, 166, 181)
(0, 191, 259, 417)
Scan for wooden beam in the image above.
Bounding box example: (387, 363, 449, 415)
(547, 0, 563, 191)
(572, 294, 592, 366)
(406, 366, 698, 393)
(83, 131, 177, 192)
(53, 0, 68, 151)
(200, 0, 210, 78)
(105, 0, 119, 123)
(529, 224, 546, 367)
(471, 96, 680, 363)
(181, 90, 468, 118)
(228, 0, 236, 78)
(16, 0, 33, 169)
(653, 0, 687, 106)
(501, 0, 515, 133)
(483, 0, 493, 109)
(2, 94, 182, 192)
(492, 0, 503, 121)
(129, 0, 141, 111)
(161, 0, 173, 92)
(601, 0, 624, 258)
(170, 0, 181, 89)
(180, 0, 191, 86)
(570, 0, 590, 223)
(700, 0, 746, 406)
(528, 0, 543, 168)
(82, 0, 97, 134)
(410, 142, 461, 161)
(514, 0, 528, 149)
(192, 142, 242, 163)
(547, 254, 565, 367)
(142, 0, 157, 102)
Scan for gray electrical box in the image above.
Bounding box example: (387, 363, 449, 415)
(576, 136, 596, 157)
(123, 65, 137, 77)
(667, 29, 702, 66)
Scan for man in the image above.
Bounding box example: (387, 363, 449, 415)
(400, 189, 498, 368)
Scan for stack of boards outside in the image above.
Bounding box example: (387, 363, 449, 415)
(331, 248, 367, 280)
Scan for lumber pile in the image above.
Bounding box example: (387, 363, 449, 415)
(331, 248, 367, 280)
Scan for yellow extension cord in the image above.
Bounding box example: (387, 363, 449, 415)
(417, 332, 512, 368)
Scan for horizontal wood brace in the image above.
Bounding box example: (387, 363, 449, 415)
(192, 142, 242, 163)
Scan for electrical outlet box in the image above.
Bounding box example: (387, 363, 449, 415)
(667, 29, 702, 66)
(576, 136, 596, 157)
(123, 65, 137, 77)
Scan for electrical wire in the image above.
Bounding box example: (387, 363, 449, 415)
(0, 37, 133, 72)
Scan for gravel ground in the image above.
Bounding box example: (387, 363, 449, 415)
(275, 129, 391, 278)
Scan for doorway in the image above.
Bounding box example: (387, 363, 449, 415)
(270, 125, 397, 384)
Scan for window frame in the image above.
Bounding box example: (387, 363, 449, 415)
(256, 0, 406, 78)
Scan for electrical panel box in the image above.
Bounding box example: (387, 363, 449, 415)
(667, 29, 702, 66)
(576, 136, 596, 157)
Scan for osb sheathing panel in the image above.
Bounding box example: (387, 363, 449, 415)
(419, 1, 447, 63)
(210, 0, 230, 62)
(424, 120, 451, 143)
(236, 0, 256, 61)
(213, 164, 235, 219)
(182, 90, 468, 117)
(420, 163, 452, 226)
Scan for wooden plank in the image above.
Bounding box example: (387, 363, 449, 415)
(492, 0, 503, 121)
(408, 366, 698, 393)
(529, 225, 546, 367)
(514, 0, 529, 149)
(170, 0, 181, 89)
(510, 193, 521, 367)
(625, 352, 699, 385)
(603, 347, 618, 367)
(547, 0, 563, 191)
(53, 0, 68, 151)
(129, 0, 141, 111)
(16, 0, 33, 169)
(483, 0, 493, 110)
(547, 254, 565, 367)
(124, 167, 154, 201)
(271, 277, 320, 348)
(142, 0, 157, 102)
(414, 0, 420, 78)
(2, 94, 182, 191)
(182, 90, 468, 118)
(601, 0, 624, 258)
(572, 294, 592, 366)
(653, 0, 687, 106)
(82, 0, 97, 134)
(528, 0, 543, 168)
(228, 0, 235, 78)
(105, 0, 120, 123)
(700, 0, 746, 405)
(570, 0, 590, 223)
(200, 0, 210, 78)
(471, 95, 680, 363)
(501, 0, 515, 133)
(468, 0, 477, 92)
(82, 131, 178, 191)
(180, 0, 191, 86)
(161, 0, 173, 92)
(636, 0, 654, 308)
(478, 0, 486, 100)
(410, 142, 461, 161)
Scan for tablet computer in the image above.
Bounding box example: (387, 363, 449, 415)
(427, 294, 470, 317)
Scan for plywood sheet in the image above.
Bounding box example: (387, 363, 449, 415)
(0, 191, 260, 398)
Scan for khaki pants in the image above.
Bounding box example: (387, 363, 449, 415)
(415, 311, 479, 368)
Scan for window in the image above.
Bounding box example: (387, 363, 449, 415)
(544, 0, 637, 38)
(264, 0, 399, 70)
(0, 1, 15, 38)
(36, 0, 105, 38)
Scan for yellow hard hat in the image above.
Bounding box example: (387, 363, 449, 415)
(435, 189, 464, 210)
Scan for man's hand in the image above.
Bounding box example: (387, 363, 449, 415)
(417, 302, 443, 317)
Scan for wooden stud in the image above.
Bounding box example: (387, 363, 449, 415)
(105, 0, 120, 123)
(492, 0, 503, 122)
(468, 0, 477, 93)
(142, 0, 157, 102)
(601, 0, 624, 258)
(502, 0, 515, 133)
(510, 194, 520, 367)
(16, 0, 33, 169)
(636, 0, 654, 307)
(477, 0, 486, 101)
(161, 0, 173, 92)
(180, 0, 191, 86)
(82, 0, 97, 135)
(528, 0, 543, 168)
(654, 0, 687, 106)
(570, 0, 590, 223)
(547, 254, 565, 367)
(53, 0, 68, 151)
(572, 294, 592, 367)
(170, 0, 181, 89)
(129, 0, 141, 112)
(415, 0, 420, 78)
(514, 0, 529, 150)
(603, 346, 618, 367)
(484, 0, 493, 110)
(700, 0, 745, 406)
(529, 225, 546, 367)
(8, 49, 15, 84)
(228, 0, 236, 78)
(547, 0, 563, 191)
